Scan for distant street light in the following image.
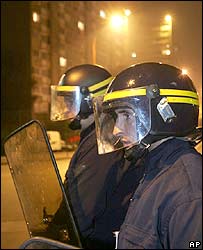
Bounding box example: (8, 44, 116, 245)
(159, 14, 173, 59)
(92, 11, 130, 64)
(164, 14, 172, 46)
(110, 14, 128, 31)
(181, 68, 188, 75)
(165, 14, 172, 23)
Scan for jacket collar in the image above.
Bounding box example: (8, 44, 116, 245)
(144, 138, 193, 173)
(80, 122, 95, 142)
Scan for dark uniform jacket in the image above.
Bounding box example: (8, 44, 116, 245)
(118, 138, 202, 249)
(65, 123, 145, 249)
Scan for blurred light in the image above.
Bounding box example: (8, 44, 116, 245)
(165, 14, 172, 23)
(124, 9, 131, 17)
(127, 79, 135, 87)
(131, 52, 137, 58)
(161, 49, 171, 56)
(100, 10, 106, 19)
(69, 72, 82, 82)
(160, 24, 171, 32)
(110, 15, 126, 30)
(32, 12, 40, 23)
(78, 21, 85, 31)
(181, 68, 188, 75)
(159, 30, 171, 38)
(59, 57, 67, 67)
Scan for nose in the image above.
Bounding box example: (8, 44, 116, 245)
(113, 115, 124, 136)
(113, 125, 123, 136)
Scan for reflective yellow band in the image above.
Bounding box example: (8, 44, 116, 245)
(104, 88, 146, 101)
(104, 87, 198, 102)
(51, 85, 79, 91)
(91, 89, 106, 97)
(167, 97, 199, 106)
(160, 89, 198, 99)
(51, 76, 114, 95)
(88, 76, 114, 92)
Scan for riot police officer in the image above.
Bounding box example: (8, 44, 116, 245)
(50, 64, 145, 248)
(93, 62, 202, 249)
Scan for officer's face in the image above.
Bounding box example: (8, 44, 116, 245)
(64, 96, 74, 110)
(113, 108, 137, 146)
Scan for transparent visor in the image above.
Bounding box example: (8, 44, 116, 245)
(50, 86, 82, 121)
(93, 95, 151, 154)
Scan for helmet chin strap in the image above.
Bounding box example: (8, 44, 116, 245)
(68, 116, 82, 130)
(124, 137, 174, 164)
(68, 113, 94, 131)
(124, 141, 150, 164)
(80, 114, 95, 131)
(68, 95, 94, 131)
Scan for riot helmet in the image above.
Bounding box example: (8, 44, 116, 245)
(93, 62, 200, 155)
(50, 64, 113, 130)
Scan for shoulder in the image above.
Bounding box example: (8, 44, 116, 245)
(156, 150, 202, 220)
(80, 128, 96, 145)
(178, 151, 202, 192)
(160, 149, 202, 196)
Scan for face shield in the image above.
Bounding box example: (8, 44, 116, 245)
(50, 76, 114, 122)
(93, 87, 151, 154)
(50, 86, 82, 121)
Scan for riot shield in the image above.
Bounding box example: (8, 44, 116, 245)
(19, 236, 79, 249)
(3, 120, 82, 248)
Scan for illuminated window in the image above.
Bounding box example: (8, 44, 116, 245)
(124, 9, 131, 17)
(131, 52, 137, 58)
(100, 10, 106, 19)
(78, 21, 85, 31)
(59, 57, 67, 67)
(33, 12, 40, 23)
(161, 49, 171, 56)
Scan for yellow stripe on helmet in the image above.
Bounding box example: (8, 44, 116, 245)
(51, 76, 114, 96)
(160, 89, 198, 99)
(167, 96, 199, 106)
(88, 76, 114, 93)
(103, 88, 146, 102)
(91, 88, 107, 97)
(51, 85, 79, 91)
(103, 87, 198, 106)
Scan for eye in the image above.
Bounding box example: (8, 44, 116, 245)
(123, 111, 133, 121)
(110, 112, 117, 121)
